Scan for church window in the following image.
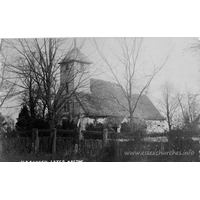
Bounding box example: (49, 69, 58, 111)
(65, 64, 69, 70)
(64, 102, 70, 112)
(64, 103, 67, 112)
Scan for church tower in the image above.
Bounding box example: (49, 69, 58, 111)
(59, 39, 92, 94)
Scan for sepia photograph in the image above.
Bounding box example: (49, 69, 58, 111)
(0, 37, 200, 162)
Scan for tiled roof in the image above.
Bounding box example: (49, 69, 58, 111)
(76, 78, 164, 120)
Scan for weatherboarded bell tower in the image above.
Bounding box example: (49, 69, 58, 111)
(59, 39, 92, 120)
(59, 39, 92, 95)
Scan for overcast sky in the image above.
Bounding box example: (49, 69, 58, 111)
(1, 37, 200, 120)
(80, 37, 200, 102)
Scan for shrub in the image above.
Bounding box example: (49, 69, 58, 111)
(61, 119, 76, 130)
(5, 130, 19, 138)
(86, 122, 104, 131)
(32, 118, 49, 129)
(98, 141, 118, 162)
(121, 122, 131, 133)
(121, 121, 147, 133)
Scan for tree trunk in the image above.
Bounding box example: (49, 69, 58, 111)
(130, 112, 134, 134)
(167, 114, 172, 132)
(130, 111, 141, 143)
(168, 121, 172, 132)
(48, 110, 55, 130)
(166, 108, 171, 132)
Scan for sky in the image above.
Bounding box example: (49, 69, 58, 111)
(80, 37, 200, 102)
(1, 37, 200, 121)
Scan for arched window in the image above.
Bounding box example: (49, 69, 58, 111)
(63, 103, 67, 112)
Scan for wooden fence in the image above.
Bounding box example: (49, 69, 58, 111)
(1, 128, 108, 157)
(1, 129, 199, 161)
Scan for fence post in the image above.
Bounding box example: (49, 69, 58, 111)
(79, 128, 83, 141)
(35, 129, 39, 154)
(52, 128, 57, 154)
(31, 129, 36, 153)
(102, 129, 108, 149)
(74, 144, 78, 154)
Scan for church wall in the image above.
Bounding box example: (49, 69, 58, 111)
(73, 62, 90, 93)
(60, 61, 90, 94)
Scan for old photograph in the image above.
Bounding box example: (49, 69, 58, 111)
(0, 37, 199, 162)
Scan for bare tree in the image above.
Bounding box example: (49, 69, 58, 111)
(158, 81, 178, 131)
(0, 39, 16, 109)
(94, 38, 171, 134)
(176, 88, 200, 130)
(2, 38, 92, 129)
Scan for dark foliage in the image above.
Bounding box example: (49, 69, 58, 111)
(121, 122, 131, 133)
(32, 118, 49, 129)
(16, 105, 50, 131)
(121, 122, 146, 133)
(62, 119, 76, 130)
(15, 105, 31, 131)
(104, 116, 121, 127)
(86, 122, 105, 131)
(82, 130, 103, 140)
(5, 130, 19, 138)
(99, 141, 118, 162)
(57, 129, 78, 139)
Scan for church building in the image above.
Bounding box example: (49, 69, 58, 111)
(59, 40, 166, 133)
